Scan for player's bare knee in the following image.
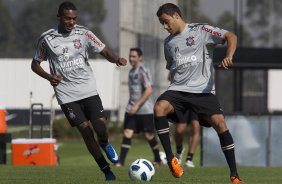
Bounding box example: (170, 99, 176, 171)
(176, 128, 185, 134)
(153, 103, 163, 116)
(176, 124, 186, 134)
(192, 122, 200, 134)
(124, 129, 134, 138)
(154, 101, 171, 116)
(212, 121, 228, 133)
(98, 117, 107, 124)
(144, 132, 154, 140)
(76, 121, 90, 132)
(218, 122, 228, 133)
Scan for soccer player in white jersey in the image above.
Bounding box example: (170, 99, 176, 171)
(31, 1, 126, 181)
(115, 48, 162, 167)
(154, 3, 243, 183)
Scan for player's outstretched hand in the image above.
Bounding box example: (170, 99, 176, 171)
(116, 58, 127, 66)
(49, 74, 63, 87)
(218, 57, 232, 69)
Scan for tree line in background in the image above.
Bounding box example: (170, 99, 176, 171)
(0, 0, 106, 58)
(0, 0, 281, 58)
(179, 0, 282, 48)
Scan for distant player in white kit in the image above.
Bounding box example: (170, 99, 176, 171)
(31, 1, 127, 181)
(115, 48, 162, 167)
(154, 3, 243, 183)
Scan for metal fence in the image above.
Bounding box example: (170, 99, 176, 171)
(201, 114, 282, 166)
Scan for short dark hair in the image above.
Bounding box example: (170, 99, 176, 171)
(156, 3, 182, 18)
(58, 1, 77, 16)
(130, 48, 143, 57)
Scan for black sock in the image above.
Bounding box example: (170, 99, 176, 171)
(186, 152, 194, 161)
(176, 145, 183, 155)
(154, 116, 173, 161)
(148, 137, 161, 162)
(96, 156, 111, 174)
(219, 130, 238, 176)
(119, 137, 131, 165)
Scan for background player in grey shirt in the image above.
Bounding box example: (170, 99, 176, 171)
(115, 48, 162, 167)
(31, 1, 126, 181)
(154, 3, 243, 183)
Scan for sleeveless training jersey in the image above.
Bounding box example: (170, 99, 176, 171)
(126, 63, 154, 114)
(33, 24, 105, 104)
(164, 23, 227, 94)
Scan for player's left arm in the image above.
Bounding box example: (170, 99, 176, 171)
(100, 47, 127, 66)
(129, 85, 153, 114)
(219, 31, 237, 69)
(85, 30, 127, 66)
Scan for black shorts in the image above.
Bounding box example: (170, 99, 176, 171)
(167, 110, 212, 127)
(60, 95, 106, 127)
(124, 113, 155, 133)
(157, 90, 223, 117)
(167, 110, 198, 124)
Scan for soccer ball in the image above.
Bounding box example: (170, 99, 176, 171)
(129, 158, 155, 181)
(159, 151, 167, 165)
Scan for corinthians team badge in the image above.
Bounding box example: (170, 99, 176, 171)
(186, 36, 195, 47)
(73, 39, 82, 49)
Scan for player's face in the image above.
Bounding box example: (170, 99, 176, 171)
(129, 51, 142, 68)
(58, 9, 77, 33)
(159, 13, 180, 35)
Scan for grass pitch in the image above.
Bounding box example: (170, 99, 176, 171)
(0, 140, 282, 184)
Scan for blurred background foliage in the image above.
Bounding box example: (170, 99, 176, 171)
(0, 0, 106, 58)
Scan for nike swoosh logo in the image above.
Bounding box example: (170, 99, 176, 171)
(6, 114, 17, 121)
(100, 110, 104, 112)
(112, 153, 118, 161)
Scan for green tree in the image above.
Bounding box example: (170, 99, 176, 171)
(14, 0, 107, 58)
(178, 0, 213, 24)
(245, 0, 282, 47)
(0, 0, 16, 57)
(216, 11, 253, 47)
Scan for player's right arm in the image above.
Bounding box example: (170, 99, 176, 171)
(31, 59, 62, 86)
(31, 37, 62, 87)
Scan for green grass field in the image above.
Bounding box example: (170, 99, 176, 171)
(1, 139, 282, 184)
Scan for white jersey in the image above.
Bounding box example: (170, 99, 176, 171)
(33, 24, 105, 104)
(126, 63, 154, 114)
(164, 23, 227, 94)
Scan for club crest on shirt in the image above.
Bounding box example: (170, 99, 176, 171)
(134, 74, 139, 80)
(73, 39, 82, 49)
(186, 36, 195, 47)
(67, 108, 76, 120)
